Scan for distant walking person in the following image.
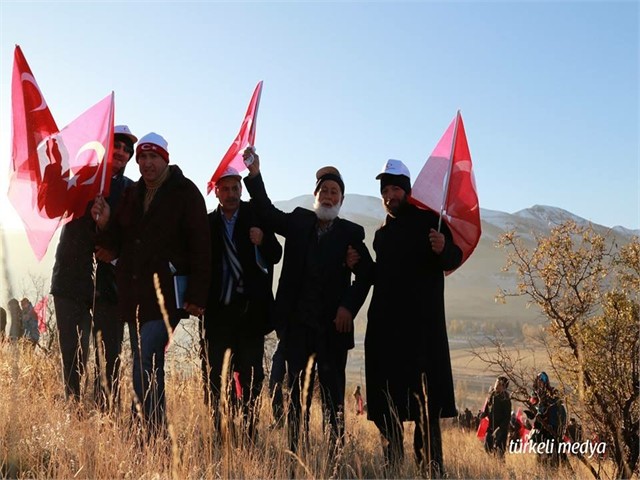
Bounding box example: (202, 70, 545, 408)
(7, 298, 22, 340)
(93, 132, 211, 440)
(525, 371, 567, 467)
(51, 125, 138, 410)
(481, 376, 511, 458)
(20, 298, 39, 347)
(353, 385, 364, 415)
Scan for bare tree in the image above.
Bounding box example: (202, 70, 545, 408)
(491, 221, 638, 479)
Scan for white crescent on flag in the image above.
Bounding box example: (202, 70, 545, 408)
(20, 72, 48, 112)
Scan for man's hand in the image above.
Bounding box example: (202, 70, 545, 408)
(334, 306, 353, 333)
(184, 303, 205, 317)
(345, 245, 360, 270)
(91, 195, 110, 230)
(249, 227, 264, 246)
(243, 148, 260, 177)
(429, 228, 445, 254)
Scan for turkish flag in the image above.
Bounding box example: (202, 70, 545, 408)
(8, 45, 61, 260)
(37, 93, 115, 221)
(476, 416, 489, 441)
(207, 81, 263, 194)
(34, 295, 48, 334)
(410, 111, 481, 273)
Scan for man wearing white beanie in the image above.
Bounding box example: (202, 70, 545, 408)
(93, 132, 211, 441)
(361, 159, 462, 477)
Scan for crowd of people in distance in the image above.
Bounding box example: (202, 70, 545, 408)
(0, 297, 40, 347)
(454, 371, 594, 468)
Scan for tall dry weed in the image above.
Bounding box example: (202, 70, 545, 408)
(0, 338, 613, 479)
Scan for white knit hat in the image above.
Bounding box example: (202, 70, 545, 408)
(136, 132, 169, 163)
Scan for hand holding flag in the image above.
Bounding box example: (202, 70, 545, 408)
(410, 111, 481, 273)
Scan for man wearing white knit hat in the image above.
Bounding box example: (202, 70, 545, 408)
(93, 132, 211, 440)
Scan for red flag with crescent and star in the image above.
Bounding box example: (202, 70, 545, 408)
(207, 81, 263, 194)
(8, 45, 61, 260)
(9, 46, 115, 260)
(36, 93, 115, 221)
(410, 111, 481, 274)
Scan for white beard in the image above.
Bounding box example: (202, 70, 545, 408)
(313, 199, 341, 221)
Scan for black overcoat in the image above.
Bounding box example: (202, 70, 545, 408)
(365, 203, 462, 422)
(244, 173, 373, 350)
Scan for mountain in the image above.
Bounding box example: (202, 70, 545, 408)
(269, 195, 638, 326)
(2, 195, 637, 312)
(1, 197, 637, 404)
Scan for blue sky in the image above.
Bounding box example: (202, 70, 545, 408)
(1, 1, 638, 241)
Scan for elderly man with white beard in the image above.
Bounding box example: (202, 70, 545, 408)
(243, 150, 373, 456)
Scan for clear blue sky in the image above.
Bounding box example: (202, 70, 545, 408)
(1, 1, 638, 238)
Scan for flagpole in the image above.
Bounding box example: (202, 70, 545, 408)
(99, 92, 115, 196)
(438, 110, 460, 232)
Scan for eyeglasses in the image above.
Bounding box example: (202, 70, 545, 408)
(114, 141, 134, 154)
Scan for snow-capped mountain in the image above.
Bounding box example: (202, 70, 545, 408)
(275, 195, 639, 238)
(2, 195, 637, 329)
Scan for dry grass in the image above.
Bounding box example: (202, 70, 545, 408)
(0, 339, 612, 479)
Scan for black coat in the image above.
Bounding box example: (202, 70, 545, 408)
(244, 173, 373, 350)
(51, 171, 133, 305)
(203, 201, 282, 335)
(365, 203, 462, 422)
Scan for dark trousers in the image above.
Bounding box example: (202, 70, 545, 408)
(54, 295, 123, 408)
(285, 323, 348, 453)
(268, 334, 286, 423)
(129, 319, 170, 438)
(200, 306, 265, 441)
(375, 408, 444, 477)
(93, 300, 123, 410)
(485, 425, 508, 457)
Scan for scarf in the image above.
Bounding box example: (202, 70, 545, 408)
(143, 166, 170, 212)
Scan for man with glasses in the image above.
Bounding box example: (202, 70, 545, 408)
(51, 125, 137, 412)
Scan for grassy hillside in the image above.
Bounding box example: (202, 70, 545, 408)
(0, 340, 610, 479)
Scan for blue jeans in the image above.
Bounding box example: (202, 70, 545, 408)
(129, 319, 170, 437)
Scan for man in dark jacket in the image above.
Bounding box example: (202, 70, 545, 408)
(93, 132, 211, 439)
(481, 376, 512, 458)
(201, 165, 282, 442)
(243, 150, 373, 454)
(526, 371, 567, 466)
(51, 125, 137, 410)
(364, 159, 462, 477)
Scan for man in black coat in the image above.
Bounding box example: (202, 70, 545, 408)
(481, 376, 512, 458)
(364, 159, 462, 477)
(243, 150, 373, 454)
(201, 166, 282, 442)
(51, 125, 137, 410)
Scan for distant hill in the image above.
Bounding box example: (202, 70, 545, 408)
(2, 195, 637, 322)
(2, 196, 637, 406)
